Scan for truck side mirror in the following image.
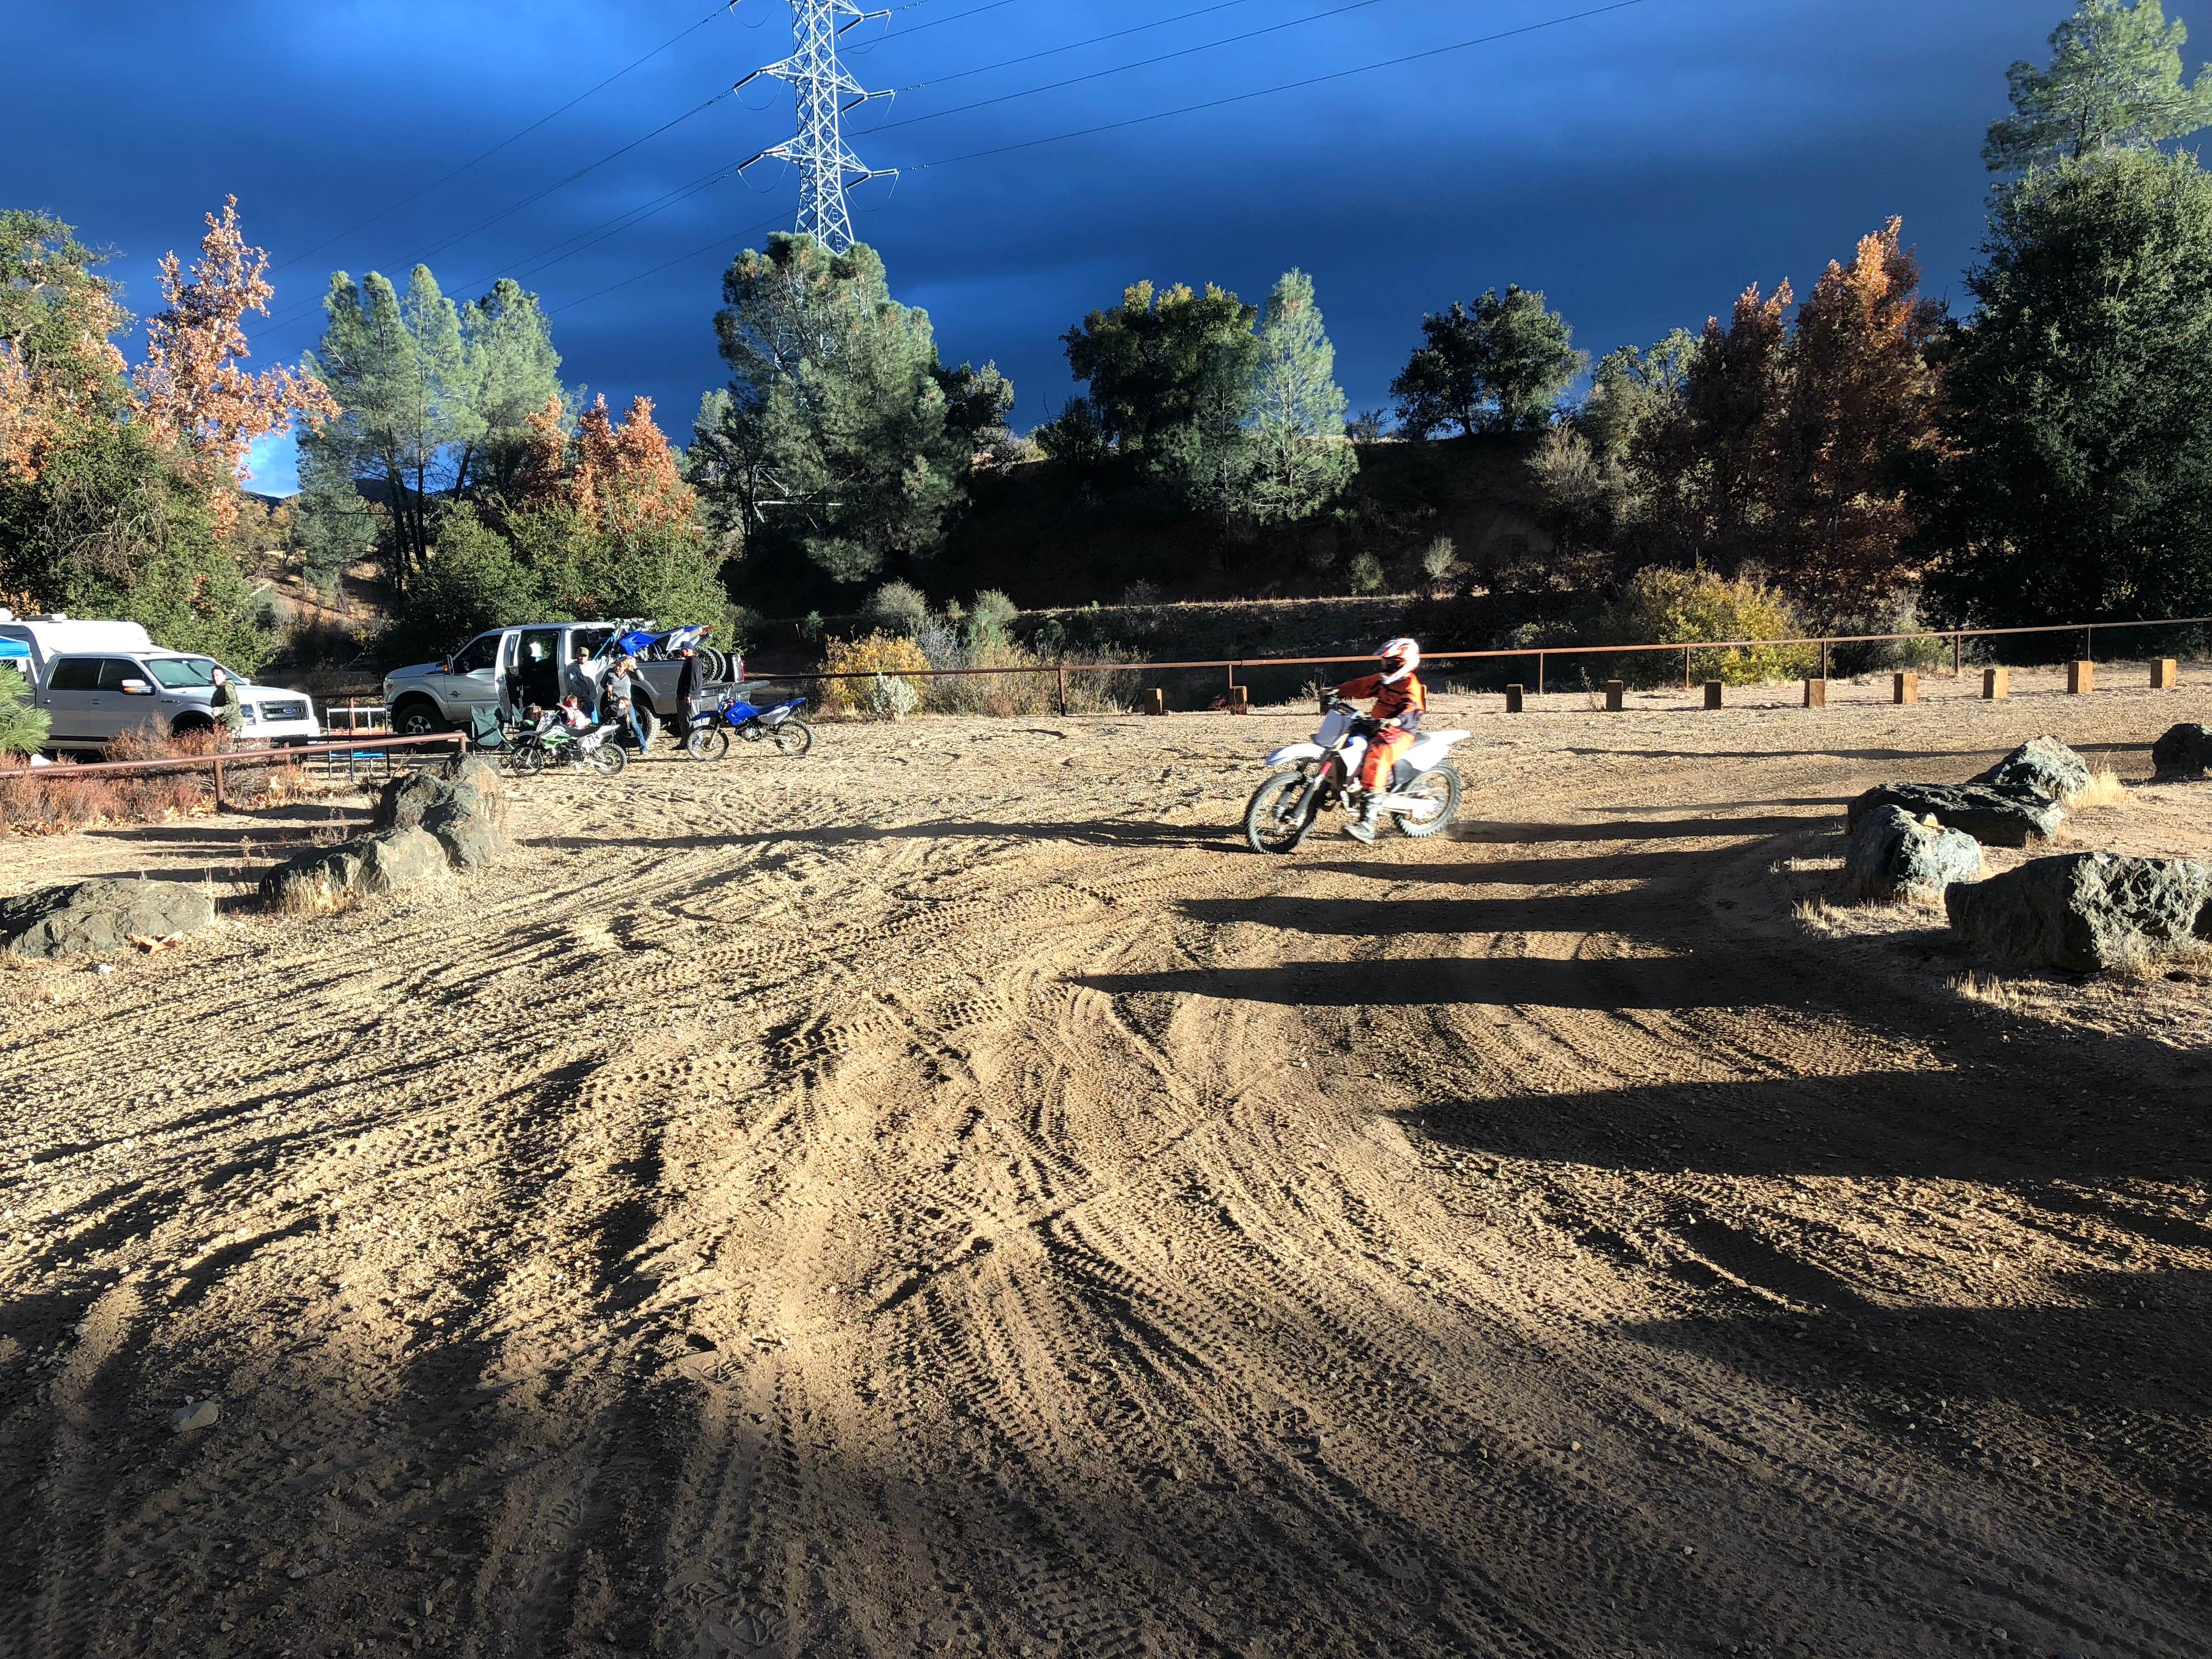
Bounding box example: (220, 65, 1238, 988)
(120, 678, 154, 695)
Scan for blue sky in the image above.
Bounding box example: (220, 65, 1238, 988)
(10, 0, 2186, 495)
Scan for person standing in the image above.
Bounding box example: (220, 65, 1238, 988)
(602, 656, 651, 752)
(564, 641, 602, 711)
(206, 666, 245, 735)
(675, 645, 704, 746)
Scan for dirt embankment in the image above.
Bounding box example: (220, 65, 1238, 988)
(2, 682, 2209, 1659)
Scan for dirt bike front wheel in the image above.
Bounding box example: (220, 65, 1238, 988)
(686, 726, 730, 763)
(1245, 771, 1320, 854)
(770, 719, 814, 758)
(1392, 764, 1461, 838)
(503, 743, 545, 778)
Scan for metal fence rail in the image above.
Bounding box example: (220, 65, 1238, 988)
(753, 612, 2212, 712)
(0, 732, 466, 808)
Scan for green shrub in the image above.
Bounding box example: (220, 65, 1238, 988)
(1598, 567, 1815, 686)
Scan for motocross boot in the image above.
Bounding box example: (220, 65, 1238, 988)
(1344, 792, 1379, 843)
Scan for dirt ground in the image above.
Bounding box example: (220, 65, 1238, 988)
(3, 675, 2210, 1659)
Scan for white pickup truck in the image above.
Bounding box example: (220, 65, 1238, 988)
(0, 612, 321, 752)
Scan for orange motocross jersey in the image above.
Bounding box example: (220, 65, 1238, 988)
(1336, 672, 1426, 725)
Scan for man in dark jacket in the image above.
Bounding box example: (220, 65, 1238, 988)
(675, 646, 704, 744)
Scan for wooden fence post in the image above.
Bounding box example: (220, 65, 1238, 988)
(1703, 680, 1723, 709)
(1983, 667, 2009, 700)
(1143, 687, 1166, 716)
(2152, 658, 2179, 690)
(1803, 678, 1827, 708)
(212, 753, 228, 812)
(1604, 679, 1625, 712)
(2068, 660, 2095, 695)
(1893, 672, 1919, 705)
(1056, 663, 1068, 715)
(1505, 684, 1524, 714)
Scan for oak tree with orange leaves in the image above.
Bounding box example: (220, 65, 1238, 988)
(138, 197, 337, 532)
(1602, 218, 1945, 614)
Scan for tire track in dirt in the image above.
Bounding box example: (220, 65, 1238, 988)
(3, 700, 2209, 1657)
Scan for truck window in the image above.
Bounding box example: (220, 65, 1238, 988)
(145, 657, 221, 689)
(97, 659, 147, 690)
(47, 659, 101, 692)
(450, 634, 501, 675)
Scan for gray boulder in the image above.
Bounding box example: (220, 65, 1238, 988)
(422, 796, 506, 869)
(0, 877, 218, 958)
(358, 827, 445, 893)
(260, 827, 448, 911)
(1847, 782, 2064, 848)
(1843, 805, 1983, 902)
(259, 842, 366, 913)
(1946, 853, 2212, 972)
(1971, 736, 2091, 803)
(2151, 722, 2212, 781)
(374, 769, 486, 832)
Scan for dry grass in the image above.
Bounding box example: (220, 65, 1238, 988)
(1949, 970, 2038, 1012)
(0, 729, 312, 834)
(2064, 767, 2128, 809)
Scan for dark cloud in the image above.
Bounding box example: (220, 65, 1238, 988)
(5, 0, 2162, 494)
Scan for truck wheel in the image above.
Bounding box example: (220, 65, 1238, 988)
(392, 699, 447, 737)
(171, 714, 213, 738)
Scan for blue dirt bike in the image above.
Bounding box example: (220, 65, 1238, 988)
(679, 692, 814, 763)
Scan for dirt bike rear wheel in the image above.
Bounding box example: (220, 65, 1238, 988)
(1391, 764, 1460, 838)
(1245, 771, 1319, 854)
(685, 725, 730, 763)
(587, 742, 628, 777)
(771, 719, 814, 758)
(503, 743, 545, 778)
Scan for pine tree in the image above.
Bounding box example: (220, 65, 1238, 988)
(0, 664, 48, 757)
(1391, 286, 1581, 437)
(303, 265, 479, 590)
(1244, 269, 1357, 524)
(1987, 0, 2212, 172)
(694, 234, 970, 595)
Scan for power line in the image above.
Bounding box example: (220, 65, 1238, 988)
(274, 1, 742, 273)
(913, 0, 1649, 168)
(864, 0, 1396, 136)
(259, 85, 741, 334)
(866, 0, 1261, 103)
(539, 0, 1647, 328)
(548, 211, 792, 315)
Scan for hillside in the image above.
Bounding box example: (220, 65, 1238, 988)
(921, 431, 1556, 611)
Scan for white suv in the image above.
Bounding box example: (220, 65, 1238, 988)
(38, 652, 321, 751)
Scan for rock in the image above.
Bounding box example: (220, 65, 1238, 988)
(0, 878, 218, 959)
(421, 797, 506, 870)
(258, 842, 367, 913)
(1843, 805, 1983, 902)
(357, 827, 446, 894)
(374, 770, 488, 832)
(171, 1398, 220, 1432)
(1847, 782, 2064, 848)
(260, 827, 447, 910)
(2151, 722, 2212, 780)
(448, 753, 508, 819)
(1970, 735, 2092, 803)
(1945, 852, 2212, 972)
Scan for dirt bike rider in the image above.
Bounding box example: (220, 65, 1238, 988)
(1335, 636, 1426, 844)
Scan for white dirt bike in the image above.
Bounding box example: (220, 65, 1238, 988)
(1243, 700, 1470, 854)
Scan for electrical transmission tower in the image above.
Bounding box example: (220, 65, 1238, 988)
(736, 1, 896, 255)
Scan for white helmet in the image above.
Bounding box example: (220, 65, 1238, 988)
(1376, 636, 1420, 684)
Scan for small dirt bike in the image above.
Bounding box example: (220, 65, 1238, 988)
(1243, 700, 1469, 854)
(505, 716, 628, 778)
(680, 692, 814, 763)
